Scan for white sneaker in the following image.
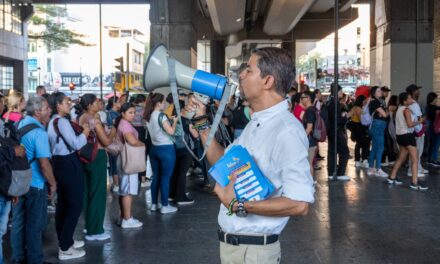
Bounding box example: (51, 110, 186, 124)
(193, 167, 202, 174)
(140, 181, 150, 188)
(111, 185, 119, 193)
(160, 205, 178, 214)
(85, 233, 111, 241)
(422, 168, 429, 174)
(388, 161, 395, 166)
(362, 160, 370, 168)
(73, 240, 85, 249)
(121, 217, 143, 229)
(375, 169, 388, 177)
(355, 161, 362, 168)
(367, 168, 376, 176)
(337, 175, 350, 181)
(150, 203, 162, 212)
(407, 172, 426, 177)
(59, 246, 86, 260)
(381, 162, 389, 167)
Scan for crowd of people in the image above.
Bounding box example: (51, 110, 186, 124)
(290, 82, 437, 191)
(0, 49, 438, 263)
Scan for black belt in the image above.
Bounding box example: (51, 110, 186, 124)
(218, 229, 278, 246)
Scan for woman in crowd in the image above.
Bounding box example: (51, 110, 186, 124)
(367, 86, 389, 177)
(132, 94, 149, 187)
(106, 97, 121, 193)
(425, 92, 440, 166)
(349, 95, 370, 168)
(145, 93, 178, 214)
(77, 94, 117, 241)
(2, 92, 26, 123)
(388, 92, 428, 190)
(47, 92, 90, 260)
(115, 102, 144, 228)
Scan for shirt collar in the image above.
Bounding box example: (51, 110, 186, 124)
(23, 115, 45, 129)
(251, 100, 289, 124)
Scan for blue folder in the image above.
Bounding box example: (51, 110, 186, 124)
(208, 145, 275, 201)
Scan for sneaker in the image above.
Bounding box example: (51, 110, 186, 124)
(362, 160, 369, 168)
(434, 161, 440, 167)
(121, 218, 143, 229)
(47, 205, 56, 213)
(73, 240, 85, 249)
(367, 168, 376, 176)
(150, 203, 162, 212)
(406, 171, 425, 177)
(168, 197, 175, 203)
(111, 185, 119, 193)
(410, 181, 428, 191)
(58, 247, 86, 260)
(387, 176, 403, 185)
(140, 181, 150, 188)
(381, 162, 389, 167)
(193, 167, 202, 174)
(85, 233, 111, 241)
(160, 205, 178, 214)
(430, 161, 440, 167)
(375, 169, 388, 177)
(177, 198, 195, 206)
(336, 175, 350, 181)
(422, 168, 429, 174)
(355, 161, 362, 168)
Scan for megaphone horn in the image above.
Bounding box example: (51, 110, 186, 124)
(143, 44, 227, 101)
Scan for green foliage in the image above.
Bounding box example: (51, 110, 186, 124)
(296, 52, 323, 81)
(29, 5, 93, 52)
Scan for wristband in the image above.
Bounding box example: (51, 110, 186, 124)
(227, 198, 237, 216)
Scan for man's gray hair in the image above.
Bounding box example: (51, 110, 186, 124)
(26, 96, 47, 116)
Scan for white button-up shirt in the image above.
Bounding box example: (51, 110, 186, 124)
(218, 100, 315, 235)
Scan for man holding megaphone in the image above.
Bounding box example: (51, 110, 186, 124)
(187, 47, 315, 264)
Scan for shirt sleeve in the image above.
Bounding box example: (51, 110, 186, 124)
(271, 128, 315, 203)
(58, 118, 87, 151)
(34, 131, 52, 159)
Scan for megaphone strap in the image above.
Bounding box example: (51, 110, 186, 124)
(167, 58, 232, 161)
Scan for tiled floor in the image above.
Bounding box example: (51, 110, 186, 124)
(3, 143, 440, 263)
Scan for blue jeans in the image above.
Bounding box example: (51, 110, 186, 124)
(150, 145, 176, 206)
(368, 119, 387, 169)
(0, 194, 11, 264)
(427, 121, 440, 162)
(11, 187, 48, 264)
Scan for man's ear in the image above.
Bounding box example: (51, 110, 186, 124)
(262, 75, 275, 91)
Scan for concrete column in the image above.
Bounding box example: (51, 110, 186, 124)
(149, 0, 197, 68)
(370, 0, 433, 102)
(434, 0, 440, 94)
(210, 40, 225, 75)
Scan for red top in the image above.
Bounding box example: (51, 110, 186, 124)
(2, 112, 23, 123)
(293, 104, 305, 121)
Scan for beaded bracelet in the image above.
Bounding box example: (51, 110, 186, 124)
(193, 121, 211, 131)
(227, 198, 238, 216)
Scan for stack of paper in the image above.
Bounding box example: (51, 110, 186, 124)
(209, 145, 274, 201)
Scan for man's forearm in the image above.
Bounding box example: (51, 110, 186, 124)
(237, 197, 309, 217)
(39, 159, 56, 186)
(199, 128, 225, 166)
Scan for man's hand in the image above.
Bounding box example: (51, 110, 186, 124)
(214, 175, 237, 208)
(48, 183, 57, 199)
(186, 97, 207, 118)
(14, 146, 26, 158)
(12, 197, 19, 205)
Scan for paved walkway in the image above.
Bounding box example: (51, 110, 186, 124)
(4, 143, 440, 263)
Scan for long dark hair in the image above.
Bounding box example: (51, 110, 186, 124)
(106, 96, 118, 111)
(48, 92, 66, 117)
(144, 93, 164, 122)
(353, 95, 366, 107)
(426, 92, 438, 105)
(388, 95, 398, 107)
(114, 102, 135, 129)
(370, 86, 380, 99)
(399, 92, 409, 106)
(75, 93, 97, 117)
(134, 94, 146, 104)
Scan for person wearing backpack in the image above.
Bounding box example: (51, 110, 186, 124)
(11, 97, 57, 264)
(47, 92, 90, 260)
(327, 84, 350, 180)
(77, 94, 117, 241)
(145, 93, 178, 214)
(425, 92, 440, 167)
(367, 86, 389, 177)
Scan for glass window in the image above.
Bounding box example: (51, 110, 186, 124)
(12, 3, 21, 34)
(0, 65, 14, 94)
(0, 0, 4, 29)
(4, 0, 12, 31)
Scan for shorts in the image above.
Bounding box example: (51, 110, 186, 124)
(118, 173, 139, 196)
(396, 133, 416, 147)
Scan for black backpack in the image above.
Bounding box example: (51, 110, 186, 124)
(0, 121, 40, 197)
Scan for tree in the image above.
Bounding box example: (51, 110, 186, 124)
(296, 52, 323, 85)
(29, 5, 93, 52)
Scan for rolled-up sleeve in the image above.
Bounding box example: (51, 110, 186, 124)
(272, 128, 315, 203)
(58, 118, 87, 151)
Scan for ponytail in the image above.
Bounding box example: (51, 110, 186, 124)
(76, 94, 97, 118)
